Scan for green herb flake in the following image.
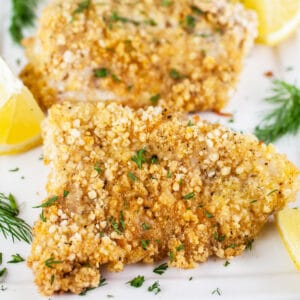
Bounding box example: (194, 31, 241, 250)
(185, 15, 196, 29)
(112, 74, 121, 82)
(142, 223, 151, 230)
(161, 0, 172, 6)
(9, 168, 19, 172)
(212, 287, 222, 296)
(226, 243, 236, 249)
(153, 262, 168, 275)
(148, 281, 161, 295)
(224, 260, 230, 267)
(141, 239, 150, 250)
(127, 275, 145, 288)
(0, 253, 2, 265)
(0, 268, 7, 278)
(204, 211, 214, 218)
(94, 162, 103, 174)
(169, 69, 183, 80)
(72, 0, 91, 16)
(44, 257, 62, 268)
(187, 120, 194, 127)
(40, 209, 46, 222)
(120, 210, 126, 231)
(169, 251, 174, 261)
(150, 155, 158, 164)
(183, 192, 195, 200)
(246, 239, 254, 250)
(144, 19, 157, 26)
(128, 172, 138, 182)
(131, 148, 146, 169)
(250, 200, 257, 204)
(267, 189, 278, 196)
(110, 217, 121, 235)
(8, 254, 24, 263)
(50, 274, 55, 285)
(150, 94, 160, 104)
(213, 232, 225, 242)
(33, 196, 58, 208)
(94, 68, 109, 78)
(191, 5, 203, 15)
(176, 244, 184, 251)
(189, 276, 193, 281)
(63, 190, 69, 198)
(167, 170, 172, 178)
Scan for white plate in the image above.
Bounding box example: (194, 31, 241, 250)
(0, 2, 300, 300)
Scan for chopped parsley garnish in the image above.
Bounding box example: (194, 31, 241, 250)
(183, 192, 195, 200)
(131, 148, 147, 169)
(212, 288, 222, 296)
(79, 278, 107, 295)
(169, 69, 183, 80)
(127, 275, 145, 288)
(63, 190, 69, 198)
(224, 260, 230, 267)
(72, 0, 91, 17)
(110, 217, 122, 235)
(40, 209, 46, 222)
(191, 5, 203, 15)
(33, 196, 58, 208)
(185, 15, 196, 29)
(142, 223, 151, 230)
(169, 251, 174, 261)
(94, 162, 103, 174)
(189, 276, 193, 281)
(267, 189, 278, 196)
(128, 172, 138, 182)
(0, 268, 7, 278)
(94, 68, 109, 78)
(108, 11, 140, 28)
(167, 170, 172, 178)
(0, 253, 2, 265)
(144, 19, 157, 26)
(112, 74, 121, 82)
(153, 263, 168, 275)
(141, 239, 150, 250)
(213, 232, 225, 242)
(8, 254, 24, 263)
(226, 244, 236, 249)
(161, 0, 173, 6)
(148, 281, 161, 295)
(50, 274, 55, 285)
(150, 155, 158, 164)
(250, 200, 257, 204)
(187, 120, 194, 127)
(9, 167, 19, 172)
(204, 211, 214, 218)
(44, 257, 62, 268)
(246, 239, 254, 250)
(176, 244, 184, 251)
(150, 94, 160, 104)
(120, 210, 126, 231)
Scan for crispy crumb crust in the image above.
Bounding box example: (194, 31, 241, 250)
(28, 102, 299, 295)
(20, 0, 256, 111)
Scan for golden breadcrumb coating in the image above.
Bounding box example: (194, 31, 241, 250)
(28, 102, 299, 295)
(20, 0, 256, 111)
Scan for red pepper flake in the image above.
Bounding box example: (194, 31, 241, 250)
(264, 71, 274, 78)
(212, 110, 233, 117)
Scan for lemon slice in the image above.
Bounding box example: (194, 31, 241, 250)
(275, 207, 300, 271)
(0, 57, 44, 155)
(242, 0, 300, 46)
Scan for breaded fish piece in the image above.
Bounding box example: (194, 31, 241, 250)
(28, 102, 299, 295)
(21, 0, 256, 111)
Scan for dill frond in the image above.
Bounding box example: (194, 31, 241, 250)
(9, 0, 39, 44)
(255, 80, 300, 144)
(0, 193, 32, 244)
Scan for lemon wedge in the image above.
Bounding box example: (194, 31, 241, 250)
(0, 57, 44, 155)
(275, 207, 300, 271)
(242, 0, 300, 46)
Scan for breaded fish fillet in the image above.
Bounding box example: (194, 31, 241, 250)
(20, 0, 256, 111)
(28, 102, 299, 295)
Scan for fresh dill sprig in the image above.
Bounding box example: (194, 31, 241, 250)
(9, 0, 39, 44)
(255, 80, 300, 144)
(0, 193, 32, 243)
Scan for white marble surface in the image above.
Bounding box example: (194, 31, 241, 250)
(0, 2, 300, 299)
